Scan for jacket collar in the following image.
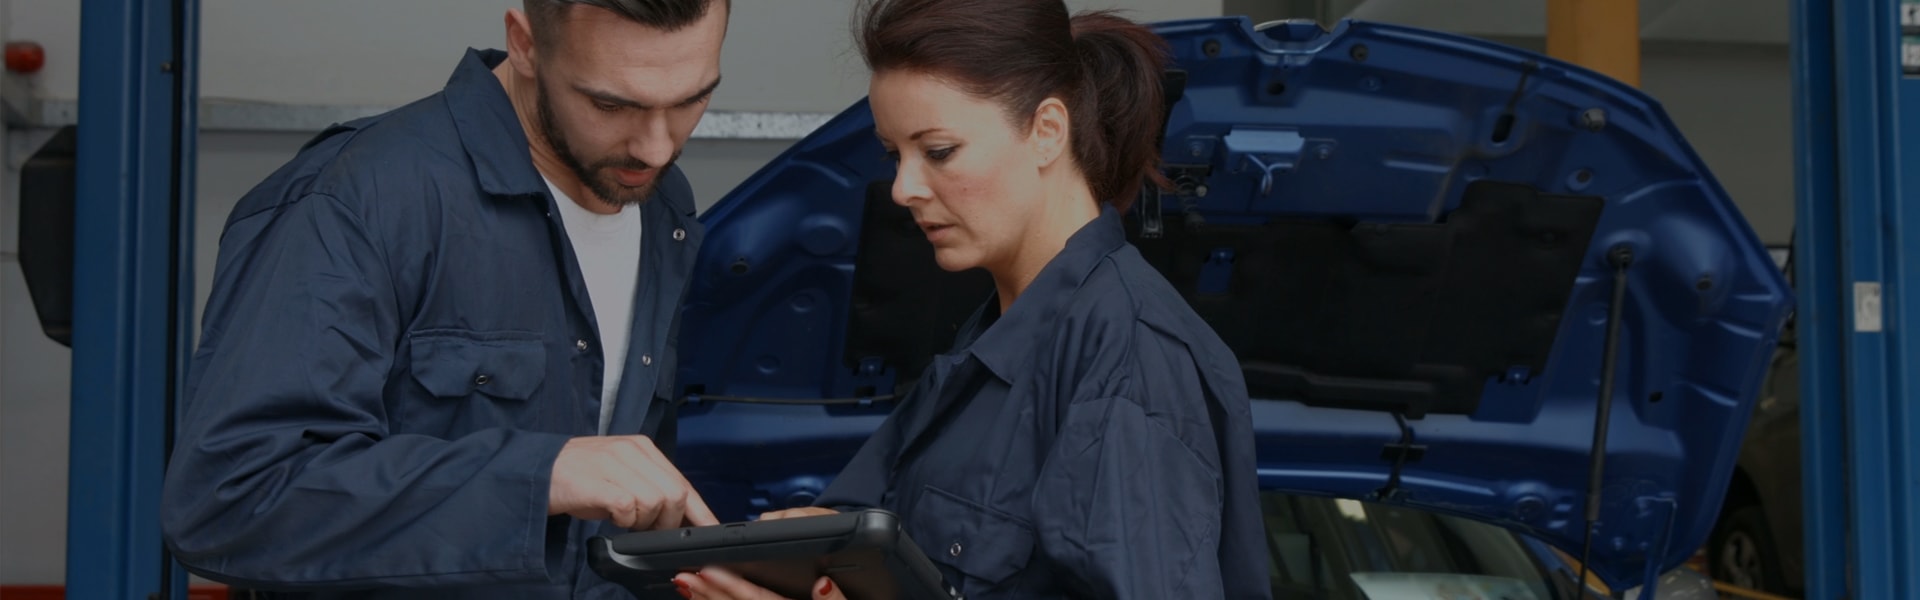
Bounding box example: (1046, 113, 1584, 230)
(444, 48, 547, 198)
(962, 207, 1131, 382)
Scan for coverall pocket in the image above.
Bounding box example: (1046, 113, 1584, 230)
(910, 485, 1036, 588)
(407, 330, 548, 402)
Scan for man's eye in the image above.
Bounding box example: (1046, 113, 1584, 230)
(594, 101, 622, 112)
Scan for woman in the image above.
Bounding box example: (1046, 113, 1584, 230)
(677, 0, 1268, 598)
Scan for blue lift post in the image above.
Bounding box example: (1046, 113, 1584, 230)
(1794, 0, 1919, 598)
(68, 0, 198, 598)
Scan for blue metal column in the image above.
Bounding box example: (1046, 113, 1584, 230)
(68, 0, 198, 597)
(1788, 0, 1846, 596)
(1793, 0, 1918, 597)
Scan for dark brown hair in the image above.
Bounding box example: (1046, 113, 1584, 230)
(525, 0, 727, 48)
(856, 0, 1171, 211)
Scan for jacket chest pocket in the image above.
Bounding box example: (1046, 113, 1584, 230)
(403, 330, 551, 434)
(909, 485, 1036, 592)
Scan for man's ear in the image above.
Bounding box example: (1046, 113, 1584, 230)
(1029, 97, 1071, 168)
(505, 9, 540, 79)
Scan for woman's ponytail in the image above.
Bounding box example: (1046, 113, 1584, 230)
(1069, 11, 1172, 211)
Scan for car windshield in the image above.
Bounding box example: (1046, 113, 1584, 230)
(1262, 491, 1563, 600)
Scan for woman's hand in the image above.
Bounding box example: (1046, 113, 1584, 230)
(757, 507, 839, 521)
(672, 508, 845, 598)
(674, 567, 846, 600)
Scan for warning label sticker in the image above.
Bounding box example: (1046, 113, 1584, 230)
(1907, 1, 1920, 75)
(1909, 37, 1920, 76)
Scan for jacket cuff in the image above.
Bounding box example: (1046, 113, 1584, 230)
(508, 430, 574, 582)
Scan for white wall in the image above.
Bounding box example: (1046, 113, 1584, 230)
(0, 0, 1226, 585)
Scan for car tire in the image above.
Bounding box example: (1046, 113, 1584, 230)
(1708, 503, 1788, 595)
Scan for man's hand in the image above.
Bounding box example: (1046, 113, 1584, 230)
(757, 507, 838, 521)
(547, 436, 719, 530)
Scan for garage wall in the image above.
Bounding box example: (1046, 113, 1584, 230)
(0, 0, 1226, 585)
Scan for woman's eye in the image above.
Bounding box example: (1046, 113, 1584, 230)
(926, 146, 956, 161)
(883, 150, 901, 164)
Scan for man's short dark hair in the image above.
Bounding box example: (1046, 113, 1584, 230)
(524, 0, 727, 45)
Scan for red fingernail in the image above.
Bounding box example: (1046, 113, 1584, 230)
(675, 579, 692, 599)
(819, 579, 834, 596)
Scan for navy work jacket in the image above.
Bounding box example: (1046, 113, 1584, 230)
(816, 208, 1273, 599)
(159, 48, 701, 599)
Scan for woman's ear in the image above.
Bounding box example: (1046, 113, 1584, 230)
(1029, 97, 1071, 168)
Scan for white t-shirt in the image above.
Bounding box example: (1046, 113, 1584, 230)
(546, 178, 643, 435)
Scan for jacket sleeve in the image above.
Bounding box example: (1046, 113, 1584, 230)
(160, 192, 575, 589)
(813, 401, 913, 512)
(1031, 394, 1229, 599)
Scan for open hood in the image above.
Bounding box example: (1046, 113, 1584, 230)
(667, 16, 1792, 590)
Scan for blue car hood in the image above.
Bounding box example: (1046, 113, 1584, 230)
(667, 17, 1792, 590)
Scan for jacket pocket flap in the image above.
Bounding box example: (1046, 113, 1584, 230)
(408, 332, 547, 401)
(910, 486, 1035, 584)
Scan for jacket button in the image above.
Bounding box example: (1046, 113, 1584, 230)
(575, 339, 588, 351)
(475, 374, 491, 385)
(640, 354, 653, 366)
(672, 228, 686, 241)
(949, 542, 962, 557)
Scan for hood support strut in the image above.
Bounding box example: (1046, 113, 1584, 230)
(1580, 244, 1635, 591)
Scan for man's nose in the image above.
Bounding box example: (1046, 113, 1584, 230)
(627, 112, 675, 168)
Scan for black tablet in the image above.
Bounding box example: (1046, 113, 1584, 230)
(587, 509, 960, 600)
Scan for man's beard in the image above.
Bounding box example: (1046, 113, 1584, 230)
(536, 78, 679, 208)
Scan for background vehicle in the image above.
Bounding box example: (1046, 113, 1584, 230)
(1708, 246, 1804, 596)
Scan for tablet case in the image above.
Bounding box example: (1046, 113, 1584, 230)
(588, 509, 961, 600)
